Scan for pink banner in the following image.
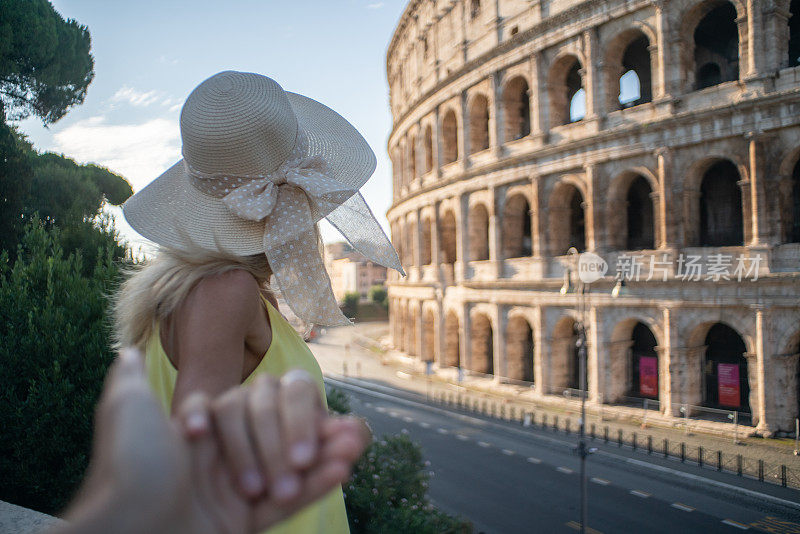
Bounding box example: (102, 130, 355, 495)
(717, 363, 740, 408)
(639, 356, 658, 397)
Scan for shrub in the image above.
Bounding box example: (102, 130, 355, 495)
(327, 387, 472, 533)
(0, 221, 121, 514)
(367, 285, 388, 308)
(341, 291, 360, 319)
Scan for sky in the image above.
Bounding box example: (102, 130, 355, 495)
(15, 0, 408, 251)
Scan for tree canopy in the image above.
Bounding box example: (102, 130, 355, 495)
(0, 0, 94, 124)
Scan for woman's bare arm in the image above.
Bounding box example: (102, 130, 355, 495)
(170, 269, 266, 412)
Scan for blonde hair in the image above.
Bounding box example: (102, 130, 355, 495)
(112, 246, 273, 351)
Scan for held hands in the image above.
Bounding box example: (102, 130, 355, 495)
(58, 349, 370, 534)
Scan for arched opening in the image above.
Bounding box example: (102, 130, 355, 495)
(422, 308, 435, 362)
(441, 109, 458, 164)
(568, 188, 586, 253)
(550, 317, 581, 393)
(619, 35, 652, 107)
(699, 160, 743, 246)
(693, 2, 739, 90)
(626, 175, 655, 250)
(470, 313, 494, 375)
(502, 194, 532, 258)
(421, 216, 433, 266)
(703, 323, 750, 413)
(408, 135, 417, 181)
(791, 159, 800, 242)
(790, 0, 800, 67)
(469, 203, 490, 261)
(548, 55, 584, 126)
(506, 316, 534, 382)
(549, 182, 587, 255)
(423, 124, 433, 173)
(629, 322, 659, 399)
(439, 210, 457, 264)
(502, 76, 531, 141)
(444, 311, 460, 368)
(469, 94, 490, 154)
(470, 0, 480, 19)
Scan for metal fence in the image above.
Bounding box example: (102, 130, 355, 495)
(430, 389, 800, 490)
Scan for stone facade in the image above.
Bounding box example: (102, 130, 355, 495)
(386, 0, 800, 436)
(325, 242, 388, 300)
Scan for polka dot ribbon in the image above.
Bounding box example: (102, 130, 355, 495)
(187, 131, 366, 326)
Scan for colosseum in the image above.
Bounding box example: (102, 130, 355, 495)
(385, 0, 800, 436)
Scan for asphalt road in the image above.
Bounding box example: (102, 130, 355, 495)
(324, 374, 800, 534)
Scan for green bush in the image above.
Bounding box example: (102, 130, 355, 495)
(367, 285, 388, 309)
(326, 387, 472, 533)
(0, 220, 121, 514)
(341, 291, 360, 319)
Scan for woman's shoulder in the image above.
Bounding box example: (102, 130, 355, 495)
(184, 268, 262, 318)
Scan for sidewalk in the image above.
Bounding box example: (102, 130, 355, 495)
(319, 321, 800, 490)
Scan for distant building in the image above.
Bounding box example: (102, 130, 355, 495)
(325, 242, 388, 300)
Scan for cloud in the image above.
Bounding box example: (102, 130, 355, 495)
(110, 86, 181, 110)
(366, 2, 384, 8)
(53, 116, 180, 192)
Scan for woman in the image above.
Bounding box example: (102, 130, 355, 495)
(114, 70, 403, 533)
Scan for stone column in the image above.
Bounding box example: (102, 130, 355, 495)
(459, 90, 470, 172)
(455, 194, 469, 282)
(493, 304, 506, 379)
(582, 27, 602, 122)
(530, 177, 543, 258)
(431, 202, 442, 270)
(653, 1, 670, 99)
(655, 148, 677, 248)
(587, 305, 601, 404)
(533, 309, 545, 397)
(461, 302, 472, 371)
(584, 164, 599, 252)
(752, 305, 769, 434)
(746, 131, 771, 246)
(763, 1, 792, 71)
(744, 0, 762, 79)
(491, 70, 504, 157)
(433, 104, 442, 179)
(487, 186, 501, 277)
(530, 51, 548, 141)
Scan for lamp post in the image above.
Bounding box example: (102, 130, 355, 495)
(564, 247, 590, 534)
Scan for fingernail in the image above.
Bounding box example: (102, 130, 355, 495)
(240, 470, 264, 495)
(291, 441, 315, 465)
(273, 474, 299, 499)
(186, 412, 208, 433)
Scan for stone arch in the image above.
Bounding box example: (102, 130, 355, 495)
(680, 0, 742, 91)
(777, 148, 800, 243)
(468, 93, 490, 154)
(547, 54, 585, 126)
(550, 315, 581, 392)
(470, 311, 494, 375)
(439, 209, 457, 264)
(421, 306, 436, 362)
(502, 76, 531, 141)
(698, 159, 744, 246)
(441, 108, 459, 164)
(604, 29, 653, 111)
(606, 169, 658, 251)
(423, 123, 434, 174)
(703, 323, 751, 413)
(444, 310, 461, 368)
(547, 179, 587, 255)
(506, 314, 534, 382)
(469, 202, 490, 261)
(502, 193, 532, 258)
(610, 319, 660, 401)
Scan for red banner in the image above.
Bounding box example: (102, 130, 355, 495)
(717, 363, 740, 408)
(639, 356, 658, 397)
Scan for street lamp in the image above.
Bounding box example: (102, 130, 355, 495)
(563, 247, 591, 534)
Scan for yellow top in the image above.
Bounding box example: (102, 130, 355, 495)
(144, 295, 350, 534)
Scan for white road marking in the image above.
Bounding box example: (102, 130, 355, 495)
(419, 422, 431, 428)
(478, 441, 491, 448)
(671, 503, 694, 512)
(395, 371, 412, 380)
(630, 490, 651, 498)
(437, 428, 449, 434)
(502, 449, 515, 456)
(364, 402, 373, 408)
(375, 406, 386, 413)
(557, 467, 574, 474)
(402, 416, 414, 422)
(527, 457, 542, 464)
(456, 434, 469, 441)
(721, 519, 749, 530)
(388, 411, 399, 418)
(590, 477, 610, 486)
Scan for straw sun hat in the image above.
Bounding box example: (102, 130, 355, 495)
(122, 70, 404, 326)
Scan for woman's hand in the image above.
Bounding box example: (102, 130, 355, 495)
(178, 368, 370, 532)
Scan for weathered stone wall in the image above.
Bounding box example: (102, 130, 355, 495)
(386, 0, 800, 436)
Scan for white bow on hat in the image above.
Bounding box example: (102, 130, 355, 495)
(122, 70, 404, 326)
